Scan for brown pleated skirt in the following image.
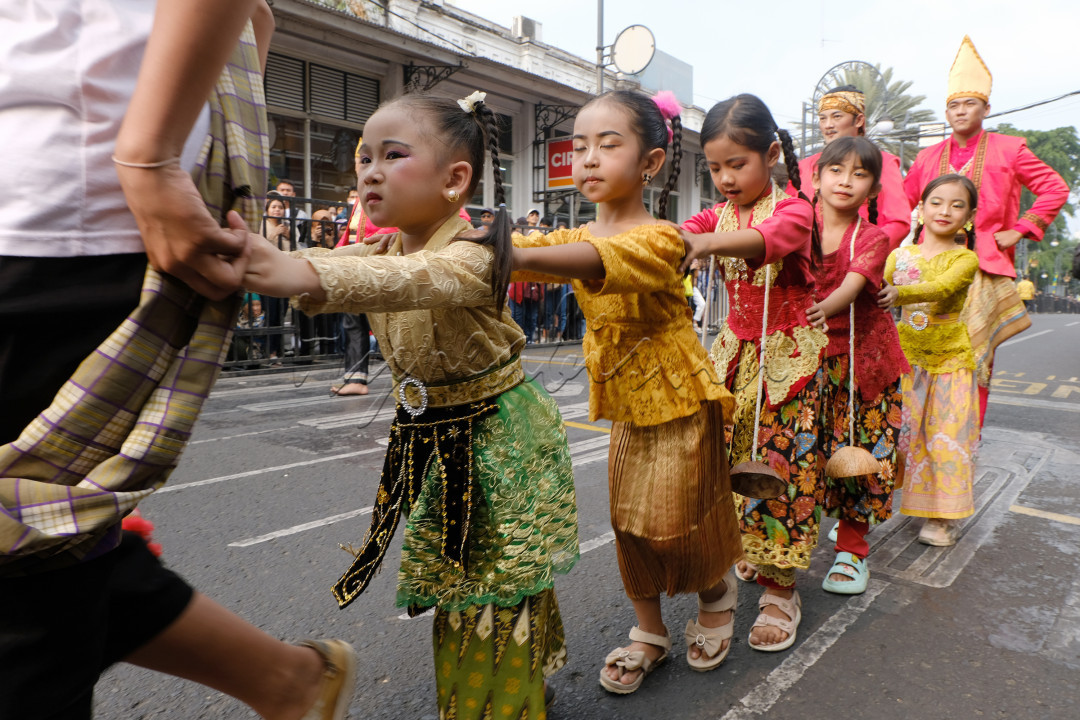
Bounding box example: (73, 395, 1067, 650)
(608, 400, 743, 599)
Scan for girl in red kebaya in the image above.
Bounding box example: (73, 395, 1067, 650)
(805, 136, 909, 595)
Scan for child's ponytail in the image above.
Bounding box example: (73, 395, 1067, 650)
(778, 128, 821, 264)
(658, 113, 682, 221)
(475, 104, 513, 314)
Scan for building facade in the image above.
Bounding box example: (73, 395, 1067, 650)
(265, 0, 714, 222)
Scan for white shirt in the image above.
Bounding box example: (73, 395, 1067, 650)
(0, 1, 207, 258)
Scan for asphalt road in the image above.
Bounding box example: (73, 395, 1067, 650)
(94, 314, 1080, 719)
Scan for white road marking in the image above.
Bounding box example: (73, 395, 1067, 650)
(579, 530, 615, 553)
(998, 328, 1054, 348)
(720, 580, 888, 719)
(158, 447, 385, 493)
(191, 427, 297, 445)
(1066, 321, 1079, 327)
(229, 506, 374, 547)
(988, 395, 1080, 414)
(226, 435, 609, 548)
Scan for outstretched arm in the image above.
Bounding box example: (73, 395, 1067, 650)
(679, 228, 765, 273)
(114, 0, 263, 300)
(243, 235, 326, 301)
(512, 243, 605, 280)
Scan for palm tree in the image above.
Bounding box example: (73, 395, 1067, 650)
(797, 63, 938, 170)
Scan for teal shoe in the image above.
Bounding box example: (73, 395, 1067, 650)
(821, 551, 869, 595)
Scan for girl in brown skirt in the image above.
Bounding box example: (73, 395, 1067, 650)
(513, 89, 743, 693)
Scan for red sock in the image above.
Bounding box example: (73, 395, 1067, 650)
(835, 519, 869, 558)
(756, 574, 794, 591)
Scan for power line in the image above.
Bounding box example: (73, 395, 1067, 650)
(987, 90, 1080, 119)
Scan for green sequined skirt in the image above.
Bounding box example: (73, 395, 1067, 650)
(397, 379, 579, 611)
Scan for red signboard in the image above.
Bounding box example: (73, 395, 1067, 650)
(546, 137, 575, 190)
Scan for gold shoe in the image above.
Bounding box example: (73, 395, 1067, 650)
(298, 639, 357, 720)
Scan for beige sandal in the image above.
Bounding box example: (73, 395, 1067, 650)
(599, 626, 671, 695)
(684, 569, 737, 671)
(735, 560, 759, 582)
(748, 589, 802, 652)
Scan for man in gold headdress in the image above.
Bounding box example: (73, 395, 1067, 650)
(903, 35, 1069, 426)
(793, 85, 912, 249)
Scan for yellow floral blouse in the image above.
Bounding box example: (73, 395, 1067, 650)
(514, 224, 734, 426)
(292, 216, 524, 385)
(885, 245, 979, 374)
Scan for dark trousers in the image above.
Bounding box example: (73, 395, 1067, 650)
(341, 312, 371, 383)
(0, 254, 194, 719)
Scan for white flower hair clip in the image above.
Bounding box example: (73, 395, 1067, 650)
(457, 90, 487, 114)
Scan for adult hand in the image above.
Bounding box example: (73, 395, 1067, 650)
(117, 162, 249, 300)
(994, 229, 1023, 251)
(877, 283, 898, 309)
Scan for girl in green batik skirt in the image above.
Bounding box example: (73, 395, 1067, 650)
(243, 91, 578, 720)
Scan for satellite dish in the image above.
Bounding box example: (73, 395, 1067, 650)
(611, 25, 655, 75)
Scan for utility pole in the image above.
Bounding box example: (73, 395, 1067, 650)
(596, 1, 604, 94)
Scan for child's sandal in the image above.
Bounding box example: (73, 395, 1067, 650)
(599, 626, 671, 695)
(748, 589, 802, 653)
(684, 569, 737, 671)
(734, 560, 759, 582)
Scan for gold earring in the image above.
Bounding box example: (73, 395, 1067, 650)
(963, 220, 973, 232)
(642, 173, 653, 185)
(447, 190, 459, 203)
(917, 216, 924, 226)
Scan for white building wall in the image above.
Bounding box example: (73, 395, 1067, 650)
(275, 0, 706, 221)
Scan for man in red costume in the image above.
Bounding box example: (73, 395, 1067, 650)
(794, 85, 911, 250)
(903, 35, 1069, 425)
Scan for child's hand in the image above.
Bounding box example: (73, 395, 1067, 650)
(877, 283, 898, 308)
(679, 232, 712, 274)
(806, 302, 829, 329)
(362, 232, 395, 254)
(242, 234, 324, 301)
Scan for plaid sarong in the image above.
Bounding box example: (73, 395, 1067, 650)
(0, 21, 267, 575)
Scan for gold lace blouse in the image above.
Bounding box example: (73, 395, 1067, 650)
(292, 216, 524, 385)
(885, 245, 979, 374)
(514, 224, 733, 426)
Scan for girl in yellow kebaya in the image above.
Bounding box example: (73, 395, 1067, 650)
(242, 92, 578, 720)
(879, 174, 981, 548)
(512, 90, 743, 693)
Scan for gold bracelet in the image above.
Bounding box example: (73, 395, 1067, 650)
(111, 155, 181, 169)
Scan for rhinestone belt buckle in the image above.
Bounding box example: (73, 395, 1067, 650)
(398, 376, 429, 417)
(906, 310, 929, 331)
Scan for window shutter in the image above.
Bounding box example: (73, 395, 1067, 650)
(265, 53, 305, 112)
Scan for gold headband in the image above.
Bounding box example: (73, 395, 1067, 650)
(818, 91, 865, 117)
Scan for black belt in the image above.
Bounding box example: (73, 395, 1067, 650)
(331, 398, 500, 609)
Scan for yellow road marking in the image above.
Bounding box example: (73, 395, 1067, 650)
(564, 420, 611, 434)
(1009, 504, 1080, 527)
(1047, 375, 1056, 380)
